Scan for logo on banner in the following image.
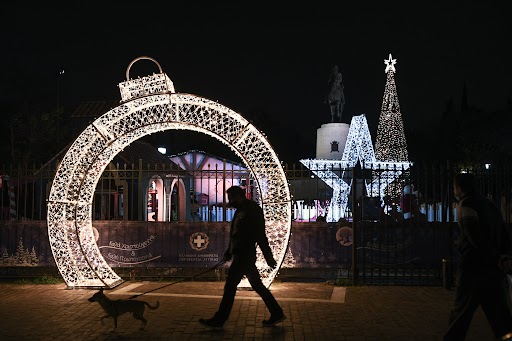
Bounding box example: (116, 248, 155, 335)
(189, 232, 209, 251)
(336, 227, 353, 247)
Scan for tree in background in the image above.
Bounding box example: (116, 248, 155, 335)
(8, 107, 71, 166)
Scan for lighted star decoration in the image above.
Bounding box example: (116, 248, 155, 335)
(301, 114, 410, 222)
(47, 56, 291, 288)
(384, 53, 397, 73)
(365, 161, 411, 198)
(301, 115, 375, 222)
(300, 158, 351, 222)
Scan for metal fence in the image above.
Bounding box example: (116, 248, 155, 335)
(1, 160, 512, 285)
(0, 161, 246, 222)
(2, 160, 511, 223)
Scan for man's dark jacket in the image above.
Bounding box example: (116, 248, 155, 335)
(457, 193, 511, 269)
(225, 199, 274, 264)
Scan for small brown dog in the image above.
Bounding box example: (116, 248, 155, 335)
(88, 288, 159, 331)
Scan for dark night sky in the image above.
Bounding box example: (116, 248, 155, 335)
(1, 3, 511, 164)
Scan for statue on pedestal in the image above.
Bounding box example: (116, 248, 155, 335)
(326, 65, 345, 122)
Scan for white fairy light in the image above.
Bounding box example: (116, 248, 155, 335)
(299, 159, 351, 222)
(47, 56, 292, 288)
(301, 115, 376, 221)
(375, 53, 411, 198)
(384, 53, 397, 73)
(302, 54, 412, 219)
(301, 113, 411, 222)
(340, 114, 377, 167)
(375, 53, 408, 162)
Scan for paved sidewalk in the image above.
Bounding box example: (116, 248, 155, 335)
(0, 280, 497, 340)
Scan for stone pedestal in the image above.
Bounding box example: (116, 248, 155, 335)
(315, 123, 350, 159)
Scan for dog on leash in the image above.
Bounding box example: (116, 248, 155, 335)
(88, 288, 159, 332)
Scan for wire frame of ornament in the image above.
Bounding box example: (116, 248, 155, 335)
(47, 56, 292, 288)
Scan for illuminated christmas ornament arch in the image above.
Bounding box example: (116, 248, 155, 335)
(47, 56, 292, 288)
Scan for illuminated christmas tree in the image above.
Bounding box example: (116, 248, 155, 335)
(375, 53, 409, 162)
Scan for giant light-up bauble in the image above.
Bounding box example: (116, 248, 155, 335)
(47, 56, 292, 288)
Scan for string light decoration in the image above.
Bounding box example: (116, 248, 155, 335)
(302, 115, 376, 221)
(47, 56, 292, 288)
(341, 114, 411, 198)
(374, 53, 412, 198)
(300, 158, 351, 222)
(301, 113, 411, 221)
(302, 55, 413, 219)
(365, 161, 411, 199)
(340, 114, 376, 167)
(375, 53, 408, 162)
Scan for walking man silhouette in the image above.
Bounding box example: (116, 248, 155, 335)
(199, 186, 285, 329)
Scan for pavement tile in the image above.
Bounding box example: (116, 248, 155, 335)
(0, 281, 499, 340)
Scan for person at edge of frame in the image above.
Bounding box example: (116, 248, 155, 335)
(443, 172, 512, 341)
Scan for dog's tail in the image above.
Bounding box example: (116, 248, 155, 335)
(145, 301, 160, 310)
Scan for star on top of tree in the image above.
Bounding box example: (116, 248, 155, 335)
(384, 53, 397, 73)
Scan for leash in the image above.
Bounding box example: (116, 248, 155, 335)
(126, 260, 226, 299)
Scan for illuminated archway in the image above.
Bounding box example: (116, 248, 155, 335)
(147, 176, 164, 222)
(47, 57, 292, 288)
(169, 178, 187, 221)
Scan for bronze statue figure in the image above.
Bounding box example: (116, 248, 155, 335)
(327, 65, 345, 122)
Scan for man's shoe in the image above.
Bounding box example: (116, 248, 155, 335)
(262, 314, 286, 326)
(198, 317, 224, 330)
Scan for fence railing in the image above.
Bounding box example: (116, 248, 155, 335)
(1, 160, 511, 285)
(2, 160, 512, 223)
